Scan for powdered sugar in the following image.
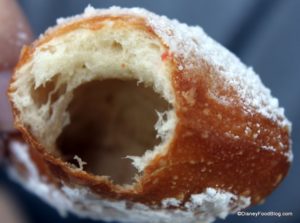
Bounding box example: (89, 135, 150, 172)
(185, 188, 250, 221)
(8, 141, 250, 223)
(55, 5, 291, 132)
(161, 198, 181, 208)
(261, 145, 276, 152)
(284, 146, 294, 162)
(260, 142, 292, 162)
(162, 188, 250, 223)
(8, 141, 69, 216)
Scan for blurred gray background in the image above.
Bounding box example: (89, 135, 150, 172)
(1, 0, 299, 222)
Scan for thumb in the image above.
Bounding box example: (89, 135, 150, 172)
(0, 0, 33, 71)
(0, 0, 33, 131)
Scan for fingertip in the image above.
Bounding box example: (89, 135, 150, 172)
(0, 0, 33, 71)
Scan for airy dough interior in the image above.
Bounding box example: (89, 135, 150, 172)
(11, 22, 176, 185)
(56, 79, 170, 184)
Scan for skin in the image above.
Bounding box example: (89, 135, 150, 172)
(0, 0, 32, 131)
(0, 1, 32, 222)
(0, 186, 27, 223)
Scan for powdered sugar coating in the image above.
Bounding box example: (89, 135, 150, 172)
(261, 145, 276, 152)
(56, 5, 291, 131)
(162, 188, 250, 223)
(9, 141, 250, 223)
(186, 188, 250, 221)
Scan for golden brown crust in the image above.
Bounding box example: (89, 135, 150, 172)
(8, 14, 290, 209)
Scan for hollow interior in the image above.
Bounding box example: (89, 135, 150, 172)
(56, 79, 170, 185)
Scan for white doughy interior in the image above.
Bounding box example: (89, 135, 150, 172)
(11, 23, 176, 184)
(56, 79, 170, 184)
